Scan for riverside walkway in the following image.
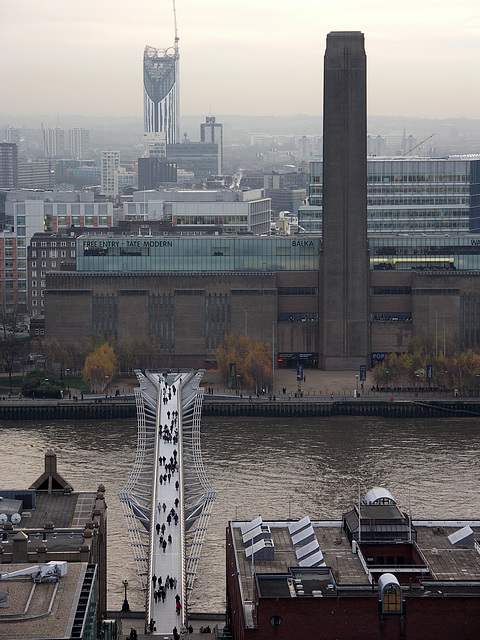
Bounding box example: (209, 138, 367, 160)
(119, 370, 216, 636)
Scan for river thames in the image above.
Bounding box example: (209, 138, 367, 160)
(1, 415, 480, 612)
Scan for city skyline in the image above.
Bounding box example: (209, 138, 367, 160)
(1, 0, 480, 120)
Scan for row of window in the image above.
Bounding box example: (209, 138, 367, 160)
(42, 204, 110, 214)
(2, 238, 26, 247)
(368, 186, 468, 195)
(368, 198, 469, 206)
(369, 210, 468, 218)
(31, 250, 75, 258)
(368, 174, 469, 183)
(371, 312, 412, 322)
(278, 312, 319, 322)
(277, 287, 318, 295)
(371, 286, 412, 295)
(32, 241, 75, 247)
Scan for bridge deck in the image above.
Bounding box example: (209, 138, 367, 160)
(148, 375, 184, 635)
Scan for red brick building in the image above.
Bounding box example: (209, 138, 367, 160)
(226, 490, 480, 639)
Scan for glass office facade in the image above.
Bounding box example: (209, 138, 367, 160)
(76, 234, 480, 273)
(299, 157, 480, 234)
(369, 235, 480, 271)
(77, 236, 320, 272)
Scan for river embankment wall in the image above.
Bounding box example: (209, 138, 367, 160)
(1, 398, 480, 420)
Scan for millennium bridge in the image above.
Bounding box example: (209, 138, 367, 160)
(119, 369, 216, 635)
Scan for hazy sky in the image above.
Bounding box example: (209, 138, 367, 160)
(1, 0, 480, 119)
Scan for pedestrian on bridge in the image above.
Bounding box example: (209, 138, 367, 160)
(163, 502, 167, 512)
(152, 574, 157, 588)
(176, 601, 182, 616)
(168, 534, 172, 544)
(162, 539, 167, 552)
(156, 523, 160, 535)
(174, 513, 178, 525)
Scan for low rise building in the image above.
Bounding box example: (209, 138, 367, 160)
(0, 450, 108, 635)
(226, 488, 480, 640)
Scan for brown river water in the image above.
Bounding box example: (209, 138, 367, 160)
(1, 415, 480, 612)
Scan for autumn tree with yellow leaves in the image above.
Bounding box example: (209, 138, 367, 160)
(216, 332, 272, 392)
(83, 343, 118, 392)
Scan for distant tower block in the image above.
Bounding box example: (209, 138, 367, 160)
(321, 32, 369, 370)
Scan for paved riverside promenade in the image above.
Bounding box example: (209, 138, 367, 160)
(2, 369, 479, 423)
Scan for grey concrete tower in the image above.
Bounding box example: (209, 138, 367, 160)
(321, 31, 369, 370)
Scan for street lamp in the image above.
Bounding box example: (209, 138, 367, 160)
(65, 369, 70, 393)
(122, 579, 130, 612)
(355, 374, 359, 397)
(476, 374, 479, 397)
(416, 374, 420, 397)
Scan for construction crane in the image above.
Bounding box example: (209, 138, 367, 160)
(173, 0, 179, 49)
(403, 133, 435, 156)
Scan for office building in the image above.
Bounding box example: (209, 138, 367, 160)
(166, 142, 220, 183)
(299, 156, 480, 234)
(0, 143, 18, 189)
(138, 157, 177, 190)
(264, 170, 308, 215)
(0, 190, 112, 316)
(43, 127, 65, 158)
(143, 131, 167, 158)
(69, 127, 89, 160)
(143, 44, 179, 144)
(100, 151, 120, 196)
(200, 116, 223, 174)
(226, 488, 480, 640)
(18, 160, 52, 189)
(123, 189, 271, 234)
(3, 127, 20, 145)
